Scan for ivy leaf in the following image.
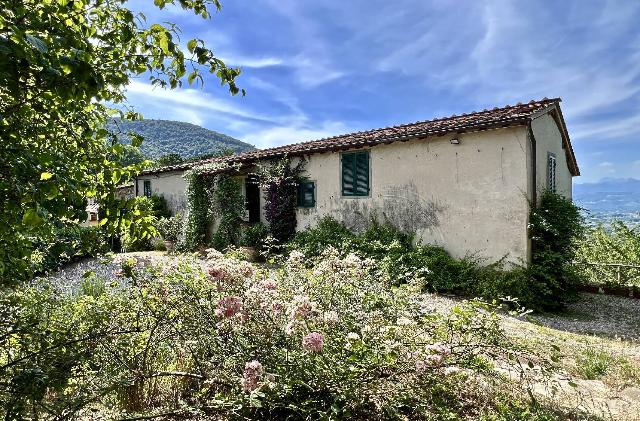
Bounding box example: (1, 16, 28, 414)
(22, 209, 43, 227)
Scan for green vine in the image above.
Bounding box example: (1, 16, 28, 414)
(180, 162, 244, 251)
(211, 175, 245, 250)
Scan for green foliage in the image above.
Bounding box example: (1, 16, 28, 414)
(575, 221, 640, 286)
(259, 158, 307, 243)
(149, 194, 172, 218)
(0, 0, 242, 284)
(154, 153, 184, 168)
(240, 223, 269, 249)
(211, 175, 245, 250)
(289, 218, 477, 290)
(575, 349, 613, 380)
(528, 190, 585, 310)
(156, 214, 183, 243)
(0, 251, 557, 419)
(120, 197, 157, 252)
(28, 226, 109, 275)
(288, 216, 356, 256)
(181, 172, 214, 251)
(113, 119, 253, 159)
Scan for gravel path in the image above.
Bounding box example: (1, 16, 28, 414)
(41, 251, 172, 294)
(531, 293, 640, 341)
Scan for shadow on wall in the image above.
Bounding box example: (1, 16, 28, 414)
(333, 183, 446, 234)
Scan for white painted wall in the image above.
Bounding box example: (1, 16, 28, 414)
(136, 170, 187, 215)
(531, 112, 573, 199)
(135, 113, 577, 265)
(293, 127, 531, 264)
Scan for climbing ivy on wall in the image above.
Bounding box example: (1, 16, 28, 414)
(180, 162, 243, 251)
(211, 175, 245, 250)
(259, 157, 306, 243)
(181, 171, 215, 251)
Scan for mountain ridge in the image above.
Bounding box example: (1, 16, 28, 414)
(112, 119, 255, 159)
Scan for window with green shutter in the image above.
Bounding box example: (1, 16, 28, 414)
(341, 151, 369, 196)
(143, 180, 152, 197)
(297, 181, 316, 208)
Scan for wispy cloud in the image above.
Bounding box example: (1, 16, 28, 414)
(243, 120, 350, 149)
(125, 79, 274, 123)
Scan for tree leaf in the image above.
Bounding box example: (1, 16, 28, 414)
(22, 209, 43, 227)
(40, 172, 54, 180)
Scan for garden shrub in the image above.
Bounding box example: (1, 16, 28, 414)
(28, 225, 109, 275)
(528, 190, 585, 310)
(240, 223, 269, 250)
(120, 196, 157, 252)
(0, 250, 559, 420)
(149, 194, 172, 218)
(288, 197, 584, 312)
(575, 220, 640, 286)
(156, 214, 183, 243)
(288, 216, 356, 256)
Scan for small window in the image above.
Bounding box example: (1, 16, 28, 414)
(143, 180, 152, 197)
(341, 151, 369, 196)
(547, 154, 557, 192)
(297, 181, 316, 208)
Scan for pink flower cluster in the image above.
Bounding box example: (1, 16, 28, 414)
(290, 295, 314, 320)
(216, 296, 242, 318)
(302, 332, 324, 353)
(241, 360, 263, 392)
(208, 265, 227, 280)
(415, 343, 452, 372)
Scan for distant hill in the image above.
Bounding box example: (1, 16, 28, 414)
(112, 119, 255, 159)
(573, 178, 640, 226)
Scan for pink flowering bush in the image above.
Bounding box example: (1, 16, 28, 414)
(301, 332, 324, 353)
(4, 249, 561, 420)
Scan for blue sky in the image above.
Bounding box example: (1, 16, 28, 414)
(126, 0, 640, 183)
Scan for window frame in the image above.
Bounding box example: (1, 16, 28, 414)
(340, 150, 370, 197)
(297, 180, 316, 208)
(143, 179, 152, 197)
(547, 153, 557, 193)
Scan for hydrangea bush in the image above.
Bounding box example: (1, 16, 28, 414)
(1, 249, 559, 419)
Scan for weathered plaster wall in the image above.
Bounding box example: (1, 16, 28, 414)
(136, 171, 187, 215)
(531, 113, 573, 199)
(293, 127, 531, 264)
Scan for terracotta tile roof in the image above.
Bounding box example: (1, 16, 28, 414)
(141, 97, 579, 176)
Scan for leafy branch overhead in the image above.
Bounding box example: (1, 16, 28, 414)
(0, 0, 244, 284)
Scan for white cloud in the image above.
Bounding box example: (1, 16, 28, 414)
(220, 55, 285, 69)
(125, 79, 274, 123)
(243, 121, 351, 149)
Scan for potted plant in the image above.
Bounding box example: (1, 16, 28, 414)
(156, 214, 182, 252)
(240, 223, 268, 262)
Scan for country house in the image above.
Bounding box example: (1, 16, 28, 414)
(135, 98, 579, 264)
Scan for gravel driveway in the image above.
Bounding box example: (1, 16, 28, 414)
(531, 292, 640, 341)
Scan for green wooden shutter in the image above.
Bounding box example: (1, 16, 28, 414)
(297, 181, 316, 207)
(355, 152, 369, 196)
(341, 153, 355, 196)
(341, 151, 369, 196)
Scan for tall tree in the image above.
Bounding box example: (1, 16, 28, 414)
(0, 0, 243, 284)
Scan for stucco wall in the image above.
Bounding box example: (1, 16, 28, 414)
(531, 113, 573, 199)
(136, 125, 550, 264)
(136, 171, 187, 215)
(292, 127, 531, 264)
